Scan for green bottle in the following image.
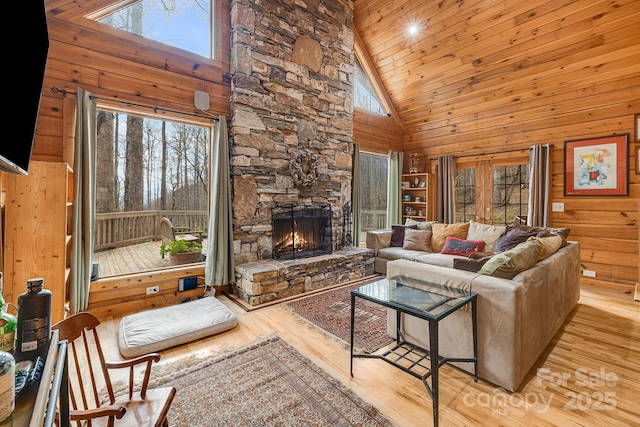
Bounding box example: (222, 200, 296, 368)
(0, 275, 17, 353)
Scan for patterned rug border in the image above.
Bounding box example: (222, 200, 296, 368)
(283, 275, 394, 354)
(147, 334, 395, 426)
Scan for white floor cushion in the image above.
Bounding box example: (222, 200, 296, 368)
(118, 297, 238, 358)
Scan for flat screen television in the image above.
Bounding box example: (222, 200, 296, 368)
(0, 0, 49, 175)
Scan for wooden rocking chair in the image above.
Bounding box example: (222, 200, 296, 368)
(52, 312, 176, 427)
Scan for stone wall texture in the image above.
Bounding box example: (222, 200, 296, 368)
(229, 0, 355, 265)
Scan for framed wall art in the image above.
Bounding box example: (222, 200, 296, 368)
(564, 134, 629, 196)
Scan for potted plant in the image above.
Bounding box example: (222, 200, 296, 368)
(160, 238, 203, 266)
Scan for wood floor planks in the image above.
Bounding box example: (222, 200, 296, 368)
(97, 282, 640, 427)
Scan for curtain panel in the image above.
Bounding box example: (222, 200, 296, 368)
(527, 144, 551, 227)
(69, 87, 97, 314)
(386, 151, 403, 227)
(437, 155, 456, 224)
(205, 116, 235, 286)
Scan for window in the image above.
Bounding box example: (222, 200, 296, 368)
(455, 168, 476, 223)
(492, 164, 529, 225)
(454, 158, 529, 225)
(359, 152, 388, 243)
(92, 107, 212, 277)
(354, 57, 387, 115)
(94, 0, 214, 59)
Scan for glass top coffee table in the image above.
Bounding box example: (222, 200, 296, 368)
(350, 275, 478, 427)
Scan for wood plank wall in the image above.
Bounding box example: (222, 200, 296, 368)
(377, 0, 638, 290)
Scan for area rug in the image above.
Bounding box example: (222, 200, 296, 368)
(149, 335, 394, 426)
(284, 277, 394, 354)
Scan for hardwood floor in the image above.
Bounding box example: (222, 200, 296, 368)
(97, 282, 640, 427)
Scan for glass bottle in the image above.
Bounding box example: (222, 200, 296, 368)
(0, 350, 15, 422)
(0, 292, 17, 353)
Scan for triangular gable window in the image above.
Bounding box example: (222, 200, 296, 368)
(94, 0, 213, 59)
(354, 57, 387, 116)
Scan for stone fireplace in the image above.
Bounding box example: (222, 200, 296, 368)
(229, 0, 373, 305)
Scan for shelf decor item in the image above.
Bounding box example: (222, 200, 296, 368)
(564, 134, 629, 196)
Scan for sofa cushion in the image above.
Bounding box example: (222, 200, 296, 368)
(378, 247, 428, 262)
(466, 221, 507, 252)
(404, 218, 438, 230)
(402, 229, 432, 251)
(431, 222, 470, 252)
(493, 226, 538, 252)
(479, 239, 542, 279)
(415, 252, 466, 268)
(390, 224, 416, 247)
(440, 235, 485, 256)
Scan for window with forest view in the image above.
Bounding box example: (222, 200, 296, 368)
(455, 168, 476, 223)
(454, 161, 529, 225)
(93, 108, 211, 277)
(492, 165, 529, 225)
(95, 0, 214, 59)
(359, 152, 388, 244)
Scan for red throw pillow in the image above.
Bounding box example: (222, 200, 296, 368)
(440, 235, 485, 257)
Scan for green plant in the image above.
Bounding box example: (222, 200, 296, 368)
(160, 238, 203, 257)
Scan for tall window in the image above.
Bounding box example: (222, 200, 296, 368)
(94, 0, 215, 59)
(92, 107, 211, 277)
(359, 152, 388, 243)
(492, 165, 529, 225)
(454, 158, 529, 225)
(354, 57, 387, 116)
(455, 168, 476, 223)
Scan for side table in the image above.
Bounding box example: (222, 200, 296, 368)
(350, 275, 478, 427)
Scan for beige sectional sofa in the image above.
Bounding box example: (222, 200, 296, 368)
(365, 221, 581, 391)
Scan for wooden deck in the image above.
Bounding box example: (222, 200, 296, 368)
(93, 239, 207, 277)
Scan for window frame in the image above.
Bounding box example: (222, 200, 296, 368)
(86, 0, 222, 63)
(455, 153, 530, 225)
(93, 101, 214, 277)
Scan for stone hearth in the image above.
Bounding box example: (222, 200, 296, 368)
(234, 248, 374, 306)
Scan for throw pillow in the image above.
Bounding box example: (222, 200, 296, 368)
(466, 221, 507, 252)
(390, 224, 417, 247)
(440, 235, 485, 256)
(431, 222, 470, 253)
(528, 234, 563, 260)
(512, 220, 571, 243)
(479, 239, 542, 279)
(453, 256, 492, 273)
(493, 226, 538, 252)
(404, 218, 438, 230)
(402, 229, 432, 252)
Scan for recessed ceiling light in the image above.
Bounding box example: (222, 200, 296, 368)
(408, 24, 419, 35)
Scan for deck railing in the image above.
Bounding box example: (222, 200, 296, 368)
(361, 209, 387, 231)
(94, 209, 384, 252)
(94, 210, 208, 251)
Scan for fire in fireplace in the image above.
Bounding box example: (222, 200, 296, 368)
(272, 204, 332, 260)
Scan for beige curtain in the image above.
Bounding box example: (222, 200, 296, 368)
(351, 144, 361, 247)
(205, 116, 235, 286)
(386, 151, 404, 227)
(528, 144, 551, 226)
(437, 155, 456, 223)
(70, 87, 96, 314)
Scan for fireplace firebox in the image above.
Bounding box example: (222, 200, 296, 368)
(272, 204, 332, 260)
